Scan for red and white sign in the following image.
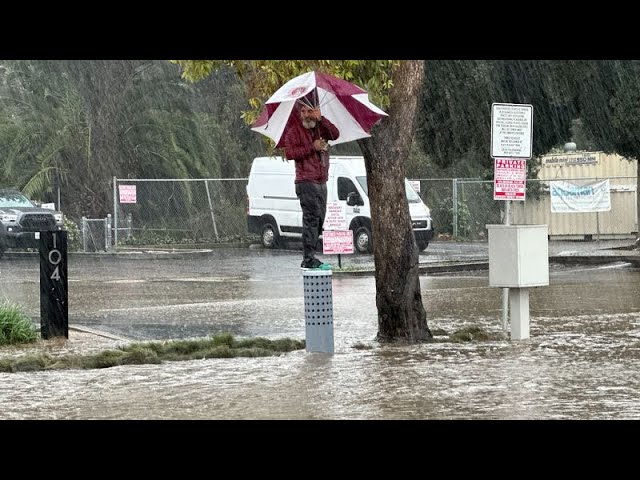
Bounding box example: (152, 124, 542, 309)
(494, 158, 527, 201)
(322, 230, 354, 254)
(119, 185, 137, 204)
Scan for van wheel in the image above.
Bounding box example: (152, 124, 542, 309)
(416, 240, 429, 252)
(354, 226, 372, 254)
(261, 223, 280, 249)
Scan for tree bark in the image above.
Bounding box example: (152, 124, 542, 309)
(358, 60, 432, 343)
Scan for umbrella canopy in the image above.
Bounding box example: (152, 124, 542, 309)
(251, 71, 388, 148)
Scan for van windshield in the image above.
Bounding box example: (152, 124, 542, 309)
(356, 176, 368, 194)
(355, 176, 422, 203)
(404, 180, 422, 203)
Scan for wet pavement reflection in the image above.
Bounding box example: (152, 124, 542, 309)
(1, 246, 640, 419)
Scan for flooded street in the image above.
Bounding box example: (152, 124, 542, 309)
(1, 246, 640, 419)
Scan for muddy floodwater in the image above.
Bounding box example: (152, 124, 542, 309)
(1, 249, 639, 419)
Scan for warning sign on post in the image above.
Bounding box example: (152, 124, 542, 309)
(322, 230, 354, 254)
(494, 158, 527, 201)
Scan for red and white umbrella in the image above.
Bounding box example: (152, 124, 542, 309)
(251, 71, 388, 148)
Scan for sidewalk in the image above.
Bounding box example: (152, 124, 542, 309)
(0, 326, 130, 360)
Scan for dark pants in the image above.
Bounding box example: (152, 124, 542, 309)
(296, 181, 327, 263)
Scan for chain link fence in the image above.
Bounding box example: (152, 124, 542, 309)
(415, 178, 502, 239)
(104, 175, 637, 250)
(113, 178, 249, 248)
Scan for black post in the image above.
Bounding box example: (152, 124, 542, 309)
(39, 230, 68, 339)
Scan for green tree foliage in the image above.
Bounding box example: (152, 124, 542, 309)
(567, 60, 640, 161)
(0, 60, 264, 220)
(566, 60, 640, 217)
(172, 60, 398, 123)
(415, 60, 576, 179)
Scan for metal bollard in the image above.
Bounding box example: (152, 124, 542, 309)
(302, 269, 334, 353)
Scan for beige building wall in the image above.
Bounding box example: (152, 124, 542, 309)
(511, 152, 638, 238)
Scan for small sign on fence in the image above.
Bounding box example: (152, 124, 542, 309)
(119, 185, 137, 204)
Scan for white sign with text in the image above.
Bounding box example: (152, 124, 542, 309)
(491, 103, 533, 159)
(323, 201, 347, 231)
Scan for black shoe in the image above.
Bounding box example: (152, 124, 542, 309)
(301, 258, 323, 269)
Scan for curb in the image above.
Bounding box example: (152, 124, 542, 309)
(332, 260, 489, 276)
(548, 255, 640, 267)
(332, 255, 640, 276)
(69, 325, 132, 342)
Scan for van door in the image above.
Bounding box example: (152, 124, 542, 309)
(337, 176, 362, 224)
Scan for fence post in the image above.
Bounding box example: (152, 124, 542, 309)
(106, 214, 112, 251)
(204, 180, 220, 241)
(81, 216, 88, 252)
(126, 213, 133, 239)
(452, 178, 458, 238)
(113, 176, 118, 251)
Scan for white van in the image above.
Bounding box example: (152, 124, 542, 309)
(246, 156, 434, 253)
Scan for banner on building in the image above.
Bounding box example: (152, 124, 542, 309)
(550, 179, 611, 213)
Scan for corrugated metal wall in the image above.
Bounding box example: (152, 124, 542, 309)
(511, 152, 638, 238)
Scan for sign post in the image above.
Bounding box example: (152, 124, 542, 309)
(39, 230, 68, 339)
(322, 201, 353, 268)
(490, 103, 534, 337)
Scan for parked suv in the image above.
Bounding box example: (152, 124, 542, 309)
(0, 189, 64, 259)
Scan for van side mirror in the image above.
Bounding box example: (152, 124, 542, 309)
(346, 191, 363, 206)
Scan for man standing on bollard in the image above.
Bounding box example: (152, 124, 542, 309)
(283, 97, 340, 270)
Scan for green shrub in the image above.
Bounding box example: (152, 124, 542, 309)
(0, 301, 38, 345)
(63, 217, 82, 251)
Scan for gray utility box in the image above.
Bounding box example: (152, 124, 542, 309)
(487, 224, 549, 288)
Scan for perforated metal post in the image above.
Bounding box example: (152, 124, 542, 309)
(302, 269, 334, 353)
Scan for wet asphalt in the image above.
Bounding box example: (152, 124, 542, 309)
(0, 238, 637, 341)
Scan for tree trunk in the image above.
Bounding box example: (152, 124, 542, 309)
(358, 60, 432, 343)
